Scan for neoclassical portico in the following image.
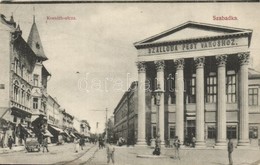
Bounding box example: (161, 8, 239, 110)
(134, 21, 253, 148)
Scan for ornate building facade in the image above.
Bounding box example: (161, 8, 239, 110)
(0, 14, 51, 147)
(133, 22, 260, 148)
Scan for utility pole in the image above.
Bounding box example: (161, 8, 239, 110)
(91, 108, 108, 143)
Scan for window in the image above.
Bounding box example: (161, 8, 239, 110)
(33, 74, 39, 86)
(33, 98, 38, 109)
(13, 116, 17, 123)
(169, 126, 175, 139)
(206, 73, 217, 103)
(152, 125, 157, 139)
(249, 88, 258, 106)
(14, 58, 19, 74)
(13, 81, 19, 102)
(207, 126, 216, 139)
(187, 74, 196, 103)
(249, 126, 258, 139)
(226, 72, 236, 103)
(21, 65, 24, 78)
(21, 89, 24, 105)
(227, 126, 237, 139)
(26, 90, 30, 107)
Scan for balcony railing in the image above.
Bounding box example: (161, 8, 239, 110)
(11, 100, 31, 113)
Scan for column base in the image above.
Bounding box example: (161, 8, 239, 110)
(195, 141, 206, 148)
(136, 139, 147, 147)
(237, 139, 250, 148)
(215, 140, 227, 149)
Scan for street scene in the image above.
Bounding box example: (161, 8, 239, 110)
(1, 3, 260, 165)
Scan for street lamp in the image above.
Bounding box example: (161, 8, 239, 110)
(153, 84, 164, 149)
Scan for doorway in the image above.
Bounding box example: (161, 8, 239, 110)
(186, 120, 196, 145)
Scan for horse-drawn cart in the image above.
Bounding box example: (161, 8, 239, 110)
(25, 137, 41, 152)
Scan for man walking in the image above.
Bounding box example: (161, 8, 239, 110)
(228, 138, 233, 165)
(42, 136, 49, 153)
(8, 136, 13, 149)
(174, 136, 181, 160)
(106, 141, 115, 164)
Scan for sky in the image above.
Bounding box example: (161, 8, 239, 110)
(1, 3, 260, 133)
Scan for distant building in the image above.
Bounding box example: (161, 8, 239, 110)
(113, 81, 138, 145)
(80, 120, 91, 138)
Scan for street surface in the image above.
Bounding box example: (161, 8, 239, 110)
(89, 146, 260, 165)
(0, 144, 259, 165)
(0, 143, 97, 164)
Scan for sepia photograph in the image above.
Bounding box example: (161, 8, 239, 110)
(0, 3, 260, 165)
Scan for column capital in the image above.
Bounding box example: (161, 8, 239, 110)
(155, 60, 165, 72)
(216, 55, 227, 67)
(174, 58, 185, 70)
(238, 52, 250, 65)
(194, 57, 205, 68)
(136, 61, 146, 73)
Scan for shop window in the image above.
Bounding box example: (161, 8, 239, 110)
(226, 72, 236, 103)
(207, 126, 216, 139)
(249, 88, 258, 106)
(249, 126, 258, 139)
(169, 126, 175, 139)
(227, 126, 237, 139)
(206, 73, 217, 103)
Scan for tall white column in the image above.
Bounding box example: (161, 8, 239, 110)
(174, 58, 185, 144)
(194, 57, 206, 147)
(215, 55, 227, 148)
(136, 62, 147, 146)
(238, 52, 250, 147)
(155, 60, 165, 146)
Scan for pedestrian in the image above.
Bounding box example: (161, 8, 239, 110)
(80, 137, 85, 150)
(74, 138, 80, 153)
(153, 135, 161, 156)
(8, 136, 13, 149)
(106, 141, 115, 164)
(174, 136, 181, 160)
(228, 138, 234, 165)
(42, 136, 49, 153)
(192, 135, 196, 148)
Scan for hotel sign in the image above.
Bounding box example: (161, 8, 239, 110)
(141, 37, 247, 55)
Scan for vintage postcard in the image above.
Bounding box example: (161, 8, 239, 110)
(0, 2, 260, 165)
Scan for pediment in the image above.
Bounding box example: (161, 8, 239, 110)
(134, 21, 252, 48)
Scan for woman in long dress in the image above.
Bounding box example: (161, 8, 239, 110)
(74, 138, 80, 153)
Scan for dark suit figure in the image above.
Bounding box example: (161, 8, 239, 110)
(228, 138, 233, 165)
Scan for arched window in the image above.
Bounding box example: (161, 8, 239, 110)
(21, 65, 24, 78)
(13, 80, 20, 102)
(26, 89, 31, 108)
(21, 85, 25, 105)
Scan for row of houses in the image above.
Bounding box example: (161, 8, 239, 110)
(0, 14, 90, 147)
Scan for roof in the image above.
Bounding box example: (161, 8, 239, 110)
(42, 65, 51, 76)
(134, 21, 252, 48)
(113, 81, 138, 114)
(249, 68, 260, 79)
(27, 19, 48, 61)
(13, 35, 38, 72)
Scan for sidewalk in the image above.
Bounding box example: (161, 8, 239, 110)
(0, 142, 68, 154)
(0, 146, 25, 154)
(89, 144, 260, 165)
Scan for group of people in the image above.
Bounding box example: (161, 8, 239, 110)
(74, 137, 86, 153)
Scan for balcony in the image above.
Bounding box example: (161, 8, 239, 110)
(11, 100, 31, 113)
